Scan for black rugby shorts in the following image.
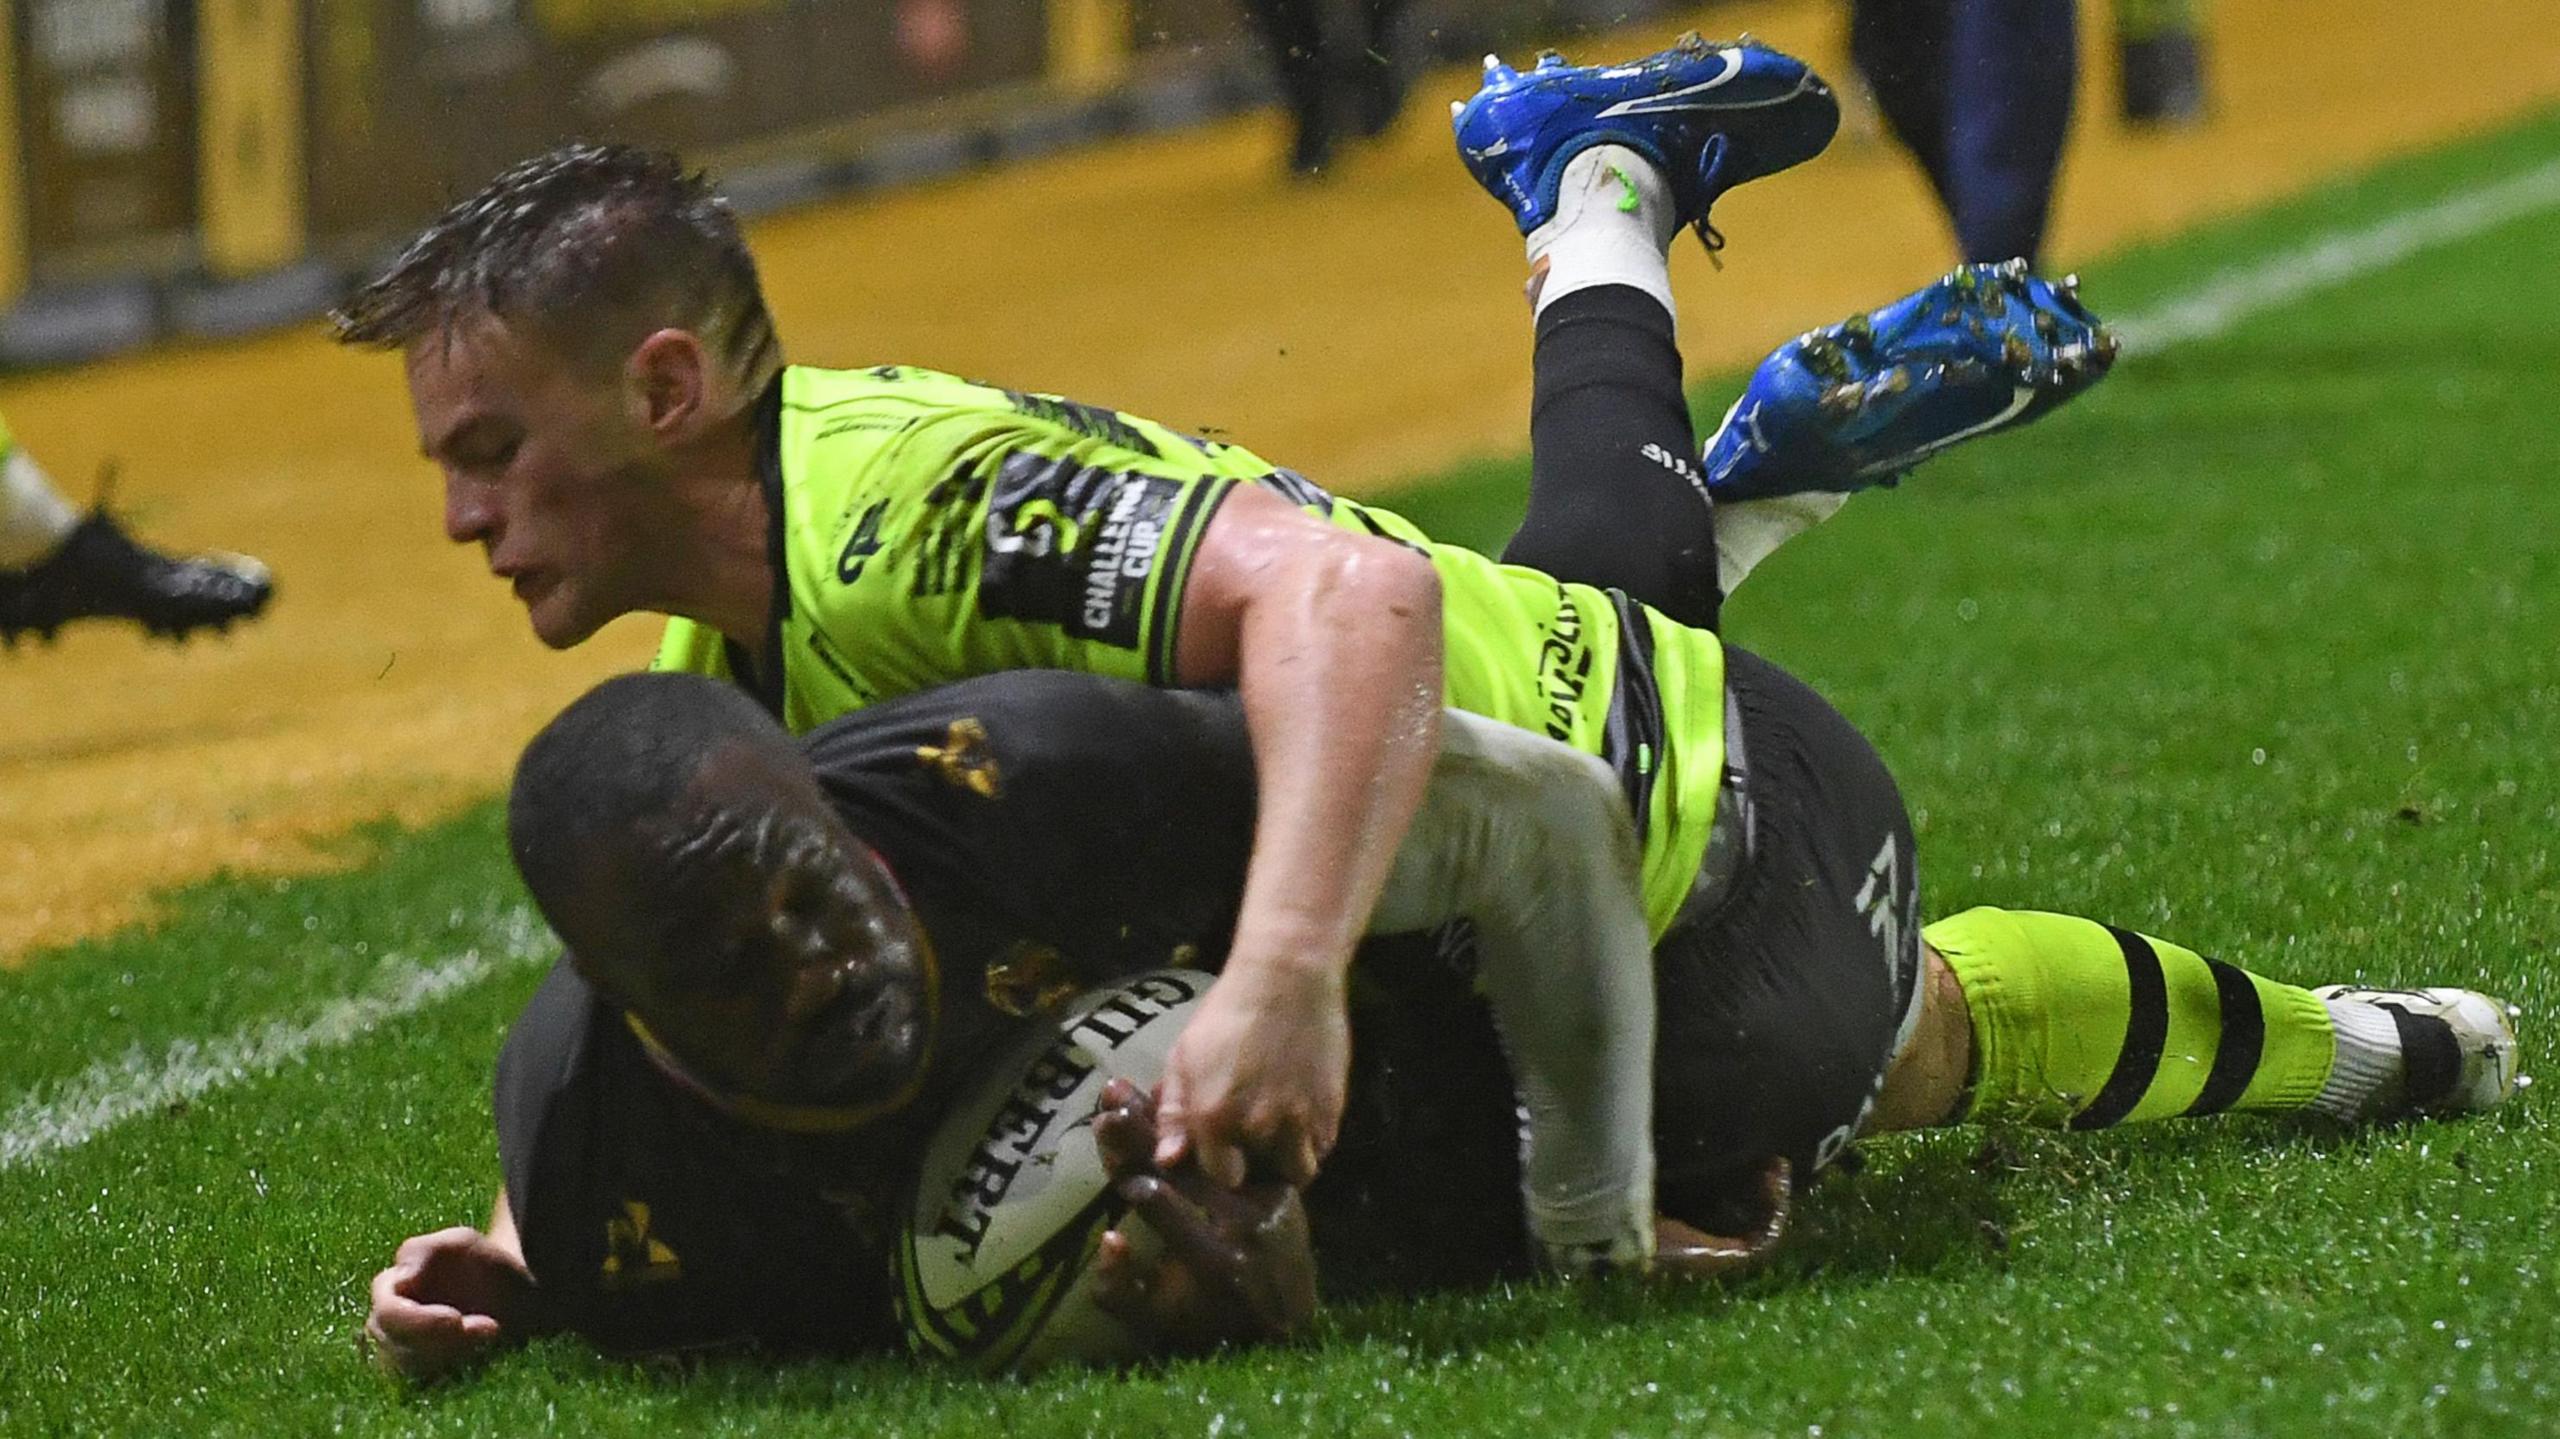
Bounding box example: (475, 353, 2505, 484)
(1652, 645, 1923, 1218)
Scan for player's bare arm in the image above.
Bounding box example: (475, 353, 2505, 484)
(1153, 482, 1444, 1190)
(362, 1190, 550, 1382)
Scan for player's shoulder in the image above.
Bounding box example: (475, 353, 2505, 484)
(778, 363, 1067, 516)
(494, 956, 643, 1130)
(801, 670, 1247, 796)
(492, 958, 628, 1235)
(783, 363, 1240, 473)
(783, 362, 995, 418)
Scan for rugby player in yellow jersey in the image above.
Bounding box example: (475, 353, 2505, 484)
(331, 153, 1708, 1197)
(335, 39, 2519, 1259)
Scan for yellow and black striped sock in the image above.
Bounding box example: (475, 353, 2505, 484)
(1922, 907, 2335, 1128)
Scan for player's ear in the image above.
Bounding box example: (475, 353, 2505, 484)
(628, 328, 710, 438)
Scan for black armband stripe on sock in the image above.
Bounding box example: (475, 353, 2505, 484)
(2180, 957, 2266, 1117)
(2071, 926, 2170, 1130)
(2389, 1008, 2463, 1108)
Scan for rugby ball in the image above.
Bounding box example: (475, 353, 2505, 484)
(894, 968, 1209, 1373)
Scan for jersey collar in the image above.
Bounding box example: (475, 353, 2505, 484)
(722, 371, 792, 722)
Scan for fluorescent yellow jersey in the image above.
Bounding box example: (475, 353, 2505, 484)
(655, 365, 1726, 933)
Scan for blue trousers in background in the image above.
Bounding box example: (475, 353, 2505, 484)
(1849, 0, 2079, 265)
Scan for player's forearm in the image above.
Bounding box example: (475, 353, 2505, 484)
(1370, 712, 1658, 1275)
(1228, 539, 1443, 982)
(1162, 492, 1443, 1182)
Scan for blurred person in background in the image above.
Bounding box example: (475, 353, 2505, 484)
(1848, 0, 2209, 268)
(2114, 0, 2208, 125)
(1237, 0, 1413, 176)
(0, 413, 272, 646)
(1848, 0, 2079, 267)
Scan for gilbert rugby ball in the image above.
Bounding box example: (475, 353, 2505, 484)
(894, 968, 1208, 1373)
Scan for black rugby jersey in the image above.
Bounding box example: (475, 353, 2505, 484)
(495, 671, 1526, 1355)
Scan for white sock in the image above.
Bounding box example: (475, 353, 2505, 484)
(0, 448, 78, 570)
(1526, 145, 1677, 322)
(1715, 491, 1848, 594)
(2309, 996, 2403, 1120)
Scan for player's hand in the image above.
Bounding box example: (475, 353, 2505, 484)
(1153, 960, 1350, 1189)
(1091, 1077, 1319, 1350)
(1651, 1158, 1793, 1281)
(361, 1226, 537, 1382)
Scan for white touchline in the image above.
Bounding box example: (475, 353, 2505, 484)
(0, 905, 548, 1172)
(2111, 157, 2560, 356)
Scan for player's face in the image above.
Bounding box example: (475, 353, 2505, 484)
(577, 785, 934, 1112)
(405, 317, 665, 649)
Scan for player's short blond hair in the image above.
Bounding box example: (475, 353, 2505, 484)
(330, 142, 779, 383)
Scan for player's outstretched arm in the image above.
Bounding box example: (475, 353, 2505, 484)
(1370, 709, 1660, 1276)
(1154, 484, 1445, 1191)
(361, 1189, 550, 1382)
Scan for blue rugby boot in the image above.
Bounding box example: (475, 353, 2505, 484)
(1451, 34, 1840, 252)
(1703, 260, 2119, 501)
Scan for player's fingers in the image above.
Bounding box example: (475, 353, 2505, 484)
(1151, 1075, 1193, 1170)
(373, 1305, 472, 1378)
(1275, 1130, 1321, 1189)
(1234, 1106, 1320, 1188)
(1652, 1160, 1795, 1281)
(372, 1264, 466, 1333)
(1749, 1158, 1794, 1253)
(1088, 1228, 1156, 1325)
(1099, 1075, 1155, 1120)
(359, 1317, 410, 1378)
(1210, 1138, 1252, 1191)
(393, 1301, 468, 1334)
(368, 1262, 413, 1311)
(1188, 1130, 1248, 1190)
(1093, 1081, 1160, 1179)
(1117, 1175, 1250, 1288)
(363, 1306, 472, 1381)
(391, 1227, 480, 1270)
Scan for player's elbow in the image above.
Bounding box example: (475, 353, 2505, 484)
(1311, 532, 1440, 637)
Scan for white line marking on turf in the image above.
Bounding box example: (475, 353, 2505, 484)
(2112, 158, 2560, 356)
(0, 906, 548, 1172)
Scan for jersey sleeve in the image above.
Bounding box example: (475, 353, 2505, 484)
(493, 959, 899, 1356)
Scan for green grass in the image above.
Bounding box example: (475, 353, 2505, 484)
(8, 107, 2560, 1436)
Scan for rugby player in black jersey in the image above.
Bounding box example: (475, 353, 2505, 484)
(364, 657, 2519, 1380)
(367, 665, 1725, 1377)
